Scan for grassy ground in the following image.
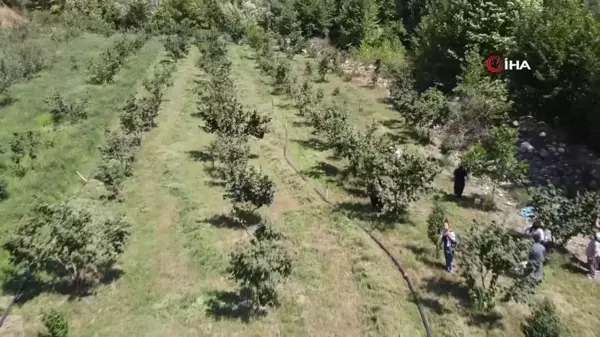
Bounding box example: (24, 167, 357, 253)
(226, 45, 600, 337)
(0, 32, 163, 333)
(2, 37, 599, 337)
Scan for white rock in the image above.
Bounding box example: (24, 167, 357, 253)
(539, 132, 546, 137)
(557, 147, 565, 154)
(520, 141, 535, 152)
(512, 120, 519, 127)
(539, 149, 549, 157)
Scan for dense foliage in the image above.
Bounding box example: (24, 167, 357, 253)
(457, 220, 535, 311)
(228, 223, 292, 308)
(2, 201, 131, 288)
(42, 309, 70, 337)
(427, 202, 445, 256)
(522, 298, 563, 337)
(529, 184, 600, 246)
(462, 125, 528, 201)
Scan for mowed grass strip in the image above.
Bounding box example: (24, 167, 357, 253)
(0, 33, 163, 323)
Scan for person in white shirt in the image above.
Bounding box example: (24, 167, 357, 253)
(524, 220, 546, 243)
(440, 220, 458, 272)
(586, 232, 600, 280)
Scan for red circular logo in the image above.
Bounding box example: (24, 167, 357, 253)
(486, 56, 503, 73)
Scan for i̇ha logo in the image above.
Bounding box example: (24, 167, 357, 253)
(486, 55, 531, 72)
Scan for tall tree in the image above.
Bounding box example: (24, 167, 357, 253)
(509, 0, 600, 151)
(412, 0, 529, 92)
(462, 125, 528, 202)
(293, 0, 335, 37)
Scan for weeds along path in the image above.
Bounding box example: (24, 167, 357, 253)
(228, 45, 430, 337)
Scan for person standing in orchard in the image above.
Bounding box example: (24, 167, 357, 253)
(453, 164, 468, 198)
(586, 232, 600, 280)
(529, 233, 546, 284)
(440, 219, 459, 272)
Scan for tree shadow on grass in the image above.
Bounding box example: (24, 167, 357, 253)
(186, 150, 258, 163)
(202, 211, 262, 229)
(0, 94, 16, 108)
(205, 289, 265, 323)
(376, 96, 393, 107)
(1, 266, 124, 305)
(423, 275, 470, 307)
(561, 253, 589, 276)
(421, 275, 505, 329)
(291, 120, 313, 128)
(275, 102, 295, 109)
(467, 311, 504, 330)
(381, 119, 404, 130)
(302, 161, 340, 180)
(412, 296, 451, 315)
(343, 186, 368, 198)
(405, 244, 445, 271)
(441, 192, 498, 212)
(293, 138, 330, 152)
(186, 150, 213, 162)
(335, 201, 405, 231)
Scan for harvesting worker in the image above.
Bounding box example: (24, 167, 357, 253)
(529, 233, 546, 284)
(440, 219, 459, 273)
(453, 164, 468, 198)
(586, 232, 600, 280)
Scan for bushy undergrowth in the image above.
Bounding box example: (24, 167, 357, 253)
(87, 34, 147, 84)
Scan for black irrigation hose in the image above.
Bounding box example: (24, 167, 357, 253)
(281, 120, 433, 337)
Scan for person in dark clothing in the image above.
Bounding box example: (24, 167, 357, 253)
(453, 164, 468, 197)
(368, 181, 383, 211)
(529, 233, 546, 284)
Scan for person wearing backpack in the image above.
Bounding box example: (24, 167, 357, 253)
(440, 219, 459, 272)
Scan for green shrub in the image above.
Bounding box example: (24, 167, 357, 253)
(0, 56, 18, 95)
(4, 201, 131, 285)
(304, 60, 313, 76)
(138, 94, 162, 130)
(228, 223, 292, 307)
(122, 0, 151, 29)
(427, 202, 445, 256)
(317, 56, 329, 82)
(94, 158, 127, 199)
(0, 177, 7, 201)
(457, 220, 532, 312)
(13, 42, 49, 79)
(208, 134, 250, 179)
(522, 298, 562, 337)
(163, 34, 189, 60)
(100, 129, 140, 177)
(119, 95, 142, 135)
(87, 49, 120, 84)
(42, 309, 69, 337)
(44, 90, 88, 126)
(225, 165, 275, 215)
